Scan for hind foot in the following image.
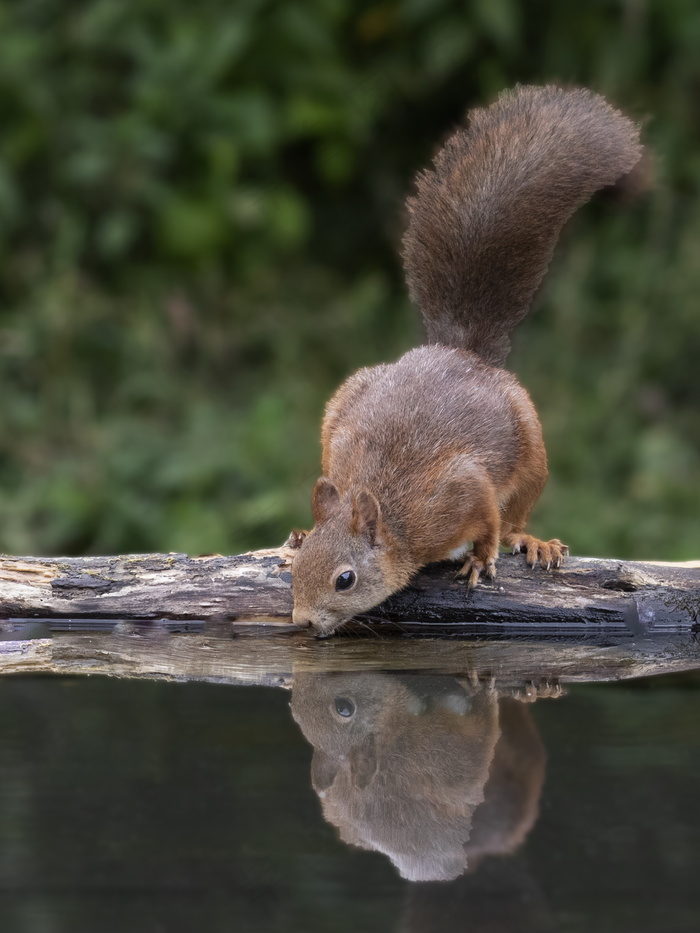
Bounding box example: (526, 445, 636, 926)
(502, 533, 568, 570)
(512, 678, 565, 703)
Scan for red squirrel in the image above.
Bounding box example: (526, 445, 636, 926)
(289, 85, 642, 635)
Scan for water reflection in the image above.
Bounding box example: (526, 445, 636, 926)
(291, 672, 554, 881)
(2, 655, 700, 931)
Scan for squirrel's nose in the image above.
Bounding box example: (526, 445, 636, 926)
(292, 608, 312, 628)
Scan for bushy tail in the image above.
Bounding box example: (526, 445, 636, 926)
(402, 85, 643, 366)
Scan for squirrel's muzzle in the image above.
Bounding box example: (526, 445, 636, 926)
(292, 608, 313, 628)
(292, 606, 346, 636)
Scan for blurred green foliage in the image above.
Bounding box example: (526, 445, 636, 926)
(0, 0, 698, 558)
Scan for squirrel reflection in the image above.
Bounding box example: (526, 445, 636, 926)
(291, 672, 556, 883)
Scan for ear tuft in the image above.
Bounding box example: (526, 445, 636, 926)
(312, 477, 341, 524)
(351, 489, 382, 546)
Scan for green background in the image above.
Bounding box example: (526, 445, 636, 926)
(0, 0, 698, 560)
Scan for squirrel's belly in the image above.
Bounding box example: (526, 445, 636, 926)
(447, 542, 471, 561)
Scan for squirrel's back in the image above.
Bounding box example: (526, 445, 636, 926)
(402, 85, 642, 366)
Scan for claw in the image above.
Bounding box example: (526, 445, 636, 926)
(284, 529, 308, 549)
(457, 552, 497, 589)
(464, 670, 496, 694)
(503, 533, 568, 571)
(512, 677, 565, 703)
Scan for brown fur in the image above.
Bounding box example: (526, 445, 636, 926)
(403, 85, 642, 366)
(291, 85, 642, 634)
(290, 673, 547, 882)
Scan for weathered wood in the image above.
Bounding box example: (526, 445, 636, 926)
(0, 549, 698, 635)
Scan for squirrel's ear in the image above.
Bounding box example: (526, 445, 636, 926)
(312, 477, 341, 524)
(351, 489, 383, 546)
(349, 733, 379, 789)
(311, 750, 338, 791)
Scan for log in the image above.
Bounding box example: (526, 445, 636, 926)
(0, 548, 698, 636)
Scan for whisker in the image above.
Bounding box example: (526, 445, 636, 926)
(357, 614, 413, 637)
(351, 618, 380, 638)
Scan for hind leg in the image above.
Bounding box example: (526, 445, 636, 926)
(500, 475, 568, 570)
(495, 387, 567, 569)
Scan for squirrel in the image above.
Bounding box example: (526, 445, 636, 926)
(289, 85, 642, 635)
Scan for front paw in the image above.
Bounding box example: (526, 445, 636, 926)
(503, 533, 568, 569)
(464, 670, 497, 695)
(283, 529, 308, 549)
(457, 552, 497, 589)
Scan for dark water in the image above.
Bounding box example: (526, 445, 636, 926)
(1, 664, 700, 932)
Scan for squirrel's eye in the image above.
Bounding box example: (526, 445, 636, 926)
(335, 570, 356, 591)
(334, 697, 356, 718)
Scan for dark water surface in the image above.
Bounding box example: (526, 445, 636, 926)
(1, 640, 700, 932)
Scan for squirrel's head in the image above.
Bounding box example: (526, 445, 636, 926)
(290, 672, 503, 881)
(291, 478, 403, 635)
